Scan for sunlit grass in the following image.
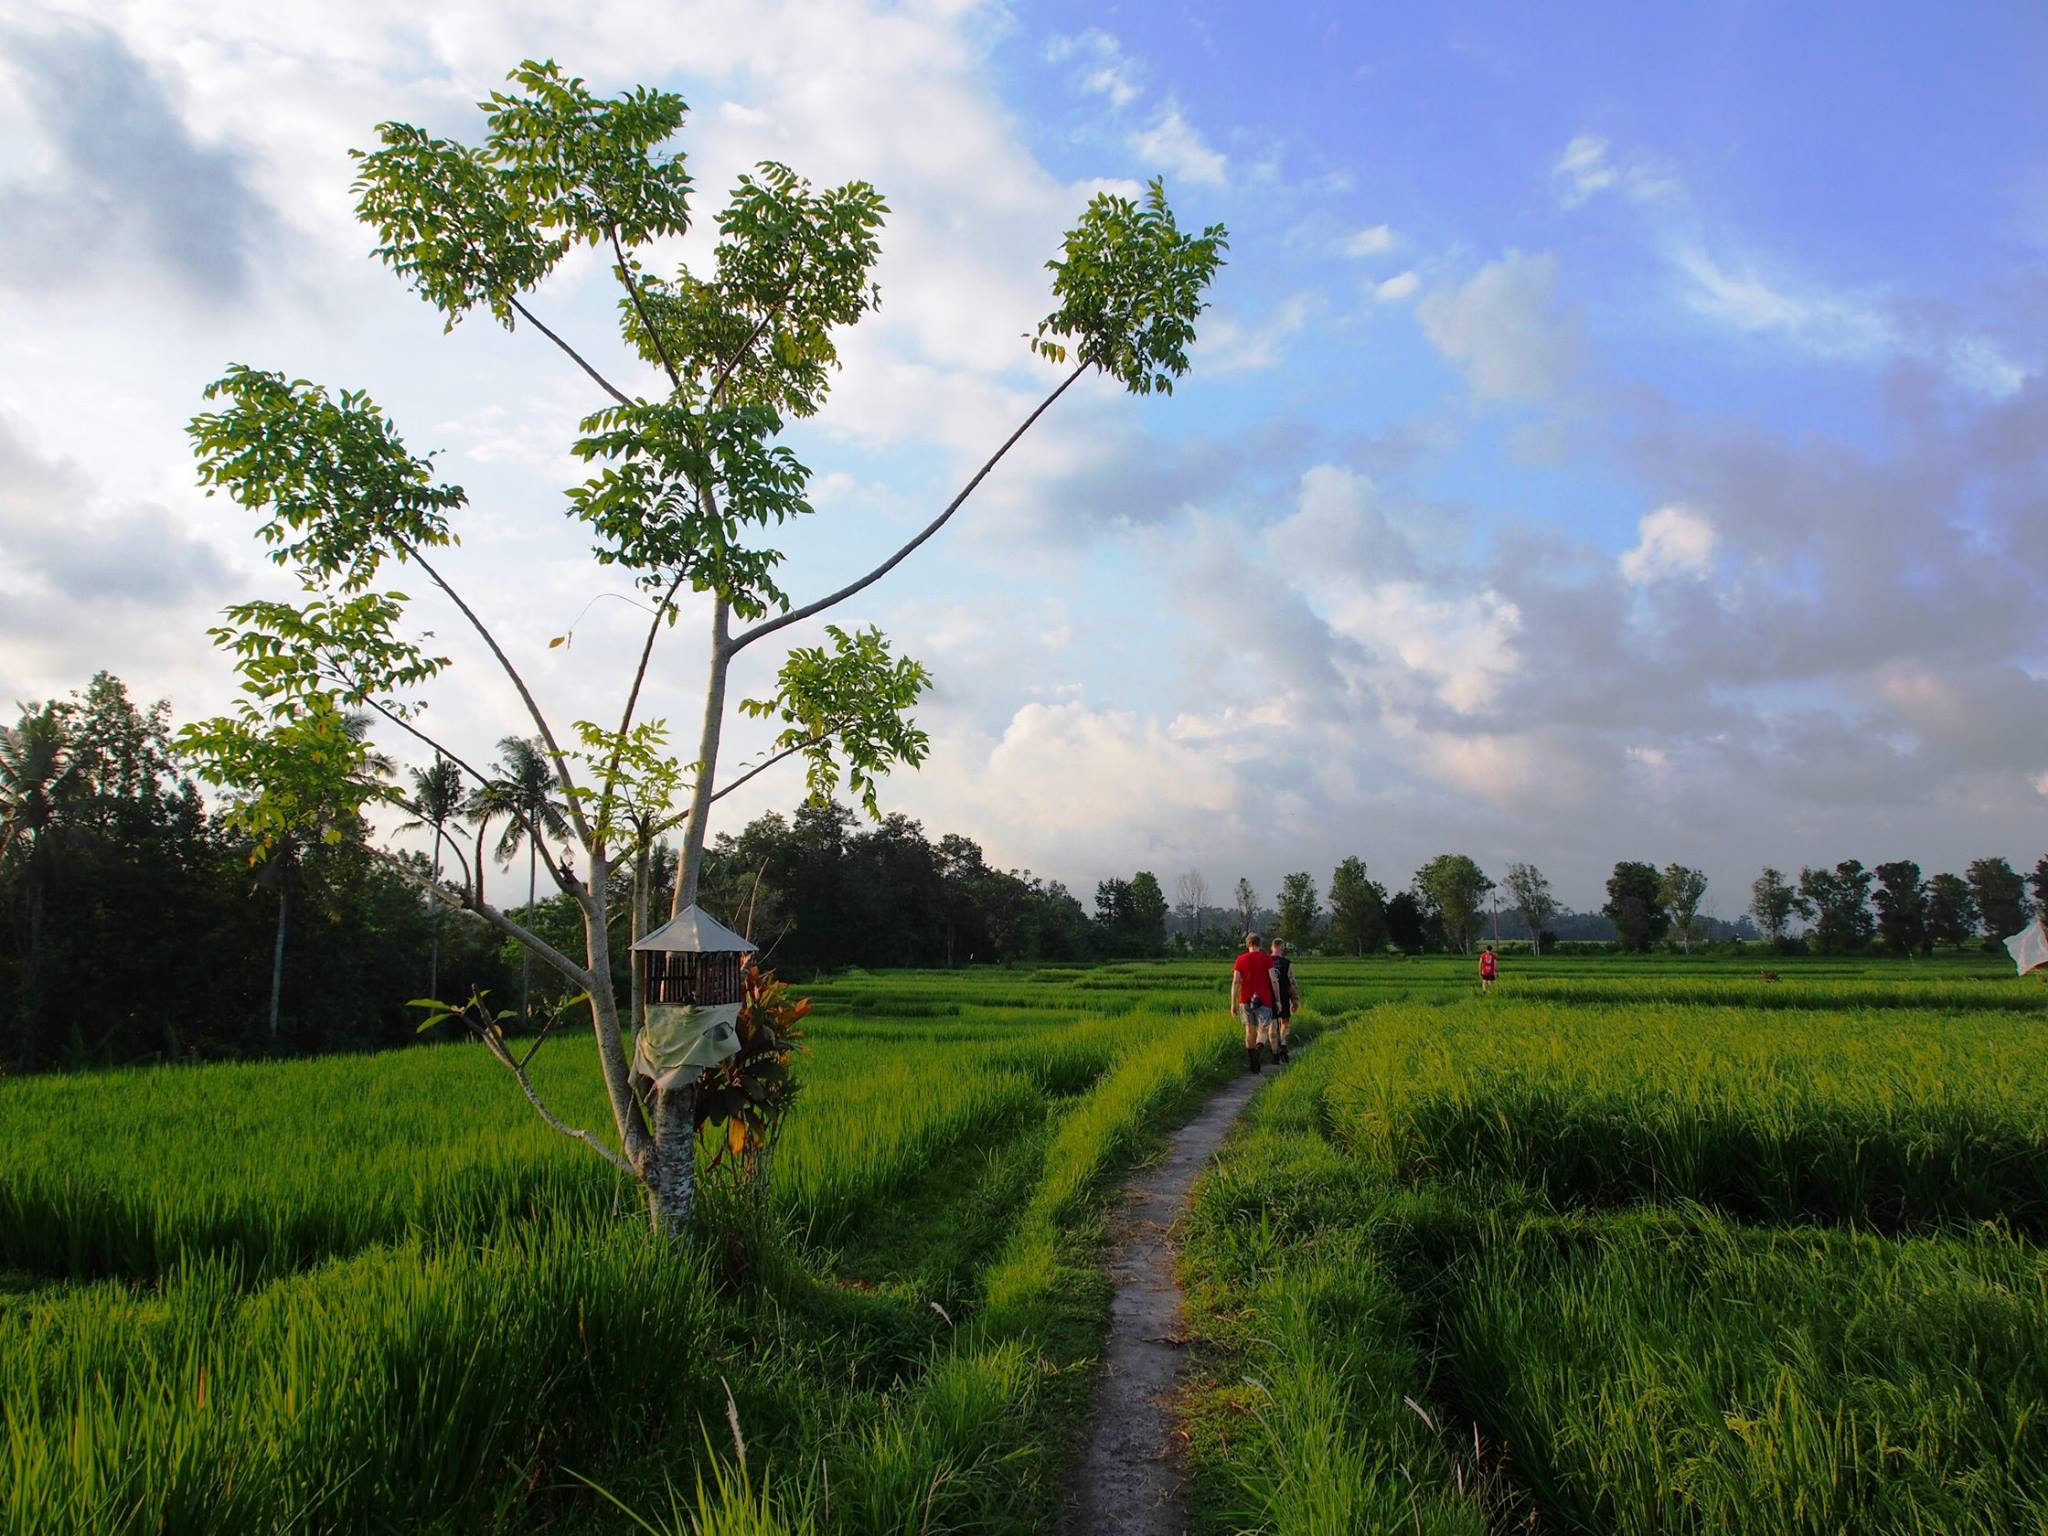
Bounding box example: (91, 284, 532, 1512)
(1182, 965, 2048, 1536)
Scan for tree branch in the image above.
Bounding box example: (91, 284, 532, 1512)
(594, 569, 689, 842)
(728, 362, 1088, 656)
(369, 846, 593, 990)
(706, 305, 779, 407)
(334, 676, 577, 894)
(509, 297, 635, 410)
(389, 789, 477, 897)
(706, 719, 856, 806)
(478, 1023, 635, 1177)
(396, 540, 593, 852)
(610, 226, 684, 393)
(431, 823, 474, 897)
(351, 692, 492, 794)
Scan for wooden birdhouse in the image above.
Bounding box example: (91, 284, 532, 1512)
(628, 905, 758, 1087)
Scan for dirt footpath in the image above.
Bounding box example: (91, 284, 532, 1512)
(1065, 1057, 1279, 1534)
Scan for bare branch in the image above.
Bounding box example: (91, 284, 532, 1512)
(369, 846, 594, 990)
(594, 569, 689, 841)
(396, 540, 593, 852)
(706, 718, 856, 806)
(335, 675, 578, 892)
(388, 788, 477, 897)
(706, 307, 775, 406)
(509, 297, 635, 410)
(610, 225, 684, 392)
(728, 362, 1088, 656)
(516, 1006, 565, 1073)
(479, 1024, 634, 1176)
(351, 692, 493, 793)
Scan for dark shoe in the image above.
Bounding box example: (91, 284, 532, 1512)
(1247, 1047, 1260, 1073)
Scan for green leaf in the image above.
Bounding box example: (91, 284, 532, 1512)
(1035, 179, 1228, 395)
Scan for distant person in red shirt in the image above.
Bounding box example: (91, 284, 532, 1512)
(1479, 945, 1498, 994)
(1231, 932, 1278, 1073)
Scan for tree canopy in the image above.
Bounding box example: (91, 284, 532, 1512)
(171, 60, 1226, 1230)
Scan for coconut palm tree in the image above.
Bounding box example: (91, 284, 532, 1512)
(401, 754, 467, 998)
(470, 736, 570, 1028)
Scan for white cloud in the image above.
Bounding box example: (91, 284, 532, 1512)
(1416, 250, 1580, 402)
(4, 1, 2044, 916)
(1553, 134, 1618, 204)
(1675, 244, 2027, 397)
(1047, 28, 1140, 108)
(1552, 132, 1677, 207)
(1619, 504, 1716, 582)
(1418, 728, 1555, 805)
(1131, 104, 1227, 186)
(1373, 270, 1419, 303)
(1341, 223, 1394, 257)
(1330, 580, 1523, 714)
(899, 698, 1248, 880)
(1193, 291, 1318, 375)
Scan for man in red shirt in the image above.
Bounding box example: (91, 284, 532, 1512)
(1479, 945, 1498, 993)
(1230, 932, 1279, 1073)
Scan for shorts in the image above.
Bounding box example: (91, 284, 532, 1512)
(1240, 1001, 1275, 1029)
(1274, 1002, 1293, 1021)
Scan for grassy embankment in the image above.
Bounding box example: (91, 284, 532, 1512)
(1180, 954, 2048, 1535)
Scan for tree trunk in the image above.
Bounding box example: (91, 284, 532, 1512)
(630, 840, 651, 1032)
(673, 595, 731, 916)
(568, 867, 664, 1228)
(645, 1081, 697, 1234)
(428, 834, 443, 999)
(522, 838, 536, 1027)
(268, 886, 288, 1038)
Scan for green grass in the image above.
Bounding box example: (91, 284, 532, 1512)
(1181, 1042, 1498, 1536)
(1328, 999, 2048, 1230)
(1179, 956, 2048, 1536)
(10, 951, 2045, 1534)
(1440, 1209, 2048, 1534)
(0, 1009, 1135, 1282)
(0, 973, 1274, 1535)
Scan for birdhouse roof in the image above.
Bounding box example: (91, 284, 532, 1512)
(631, 903, 758, 954)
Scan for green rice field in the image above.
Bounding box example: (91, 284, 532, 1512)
(1180, 952, 2048, 1535)
(4, 953, 2043, 1533)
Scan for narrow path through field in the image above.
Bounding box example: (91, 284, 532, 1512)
(1066, 1053, 1284, 1535)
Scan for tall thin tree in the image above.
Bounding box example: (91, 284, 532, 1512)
(403, 754, 468, 997)
(177, 61, 1225, 1232)
(474, 736, 571, 1029)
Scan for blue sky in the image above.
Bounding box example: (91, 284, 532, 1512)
(1, 1, 2042, 915)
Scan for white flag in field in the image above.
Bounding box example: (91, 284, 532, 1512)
(2006, 922, 2048, 976)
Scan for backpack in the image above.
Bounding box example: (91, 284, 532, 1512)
(1275, 955, 1300, 1006)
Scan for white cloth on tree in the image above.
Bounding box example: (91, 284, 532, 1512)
(2004, 921, 2048, 976)
(632, 1002, 741, 1089)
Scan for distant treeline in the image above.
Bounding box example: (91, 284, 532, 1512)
(0, 675, 517, 1072)
(5, 673, 2044, 1071)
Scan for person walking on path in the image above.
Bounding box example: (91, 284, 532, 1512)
(1270, 938, 1300, 1062)
(1479, 944, 1498, 994)
(1230, 932, 1278, 1073)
